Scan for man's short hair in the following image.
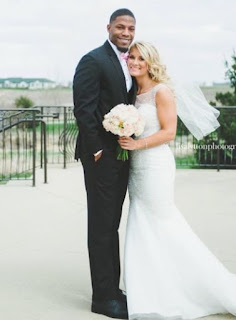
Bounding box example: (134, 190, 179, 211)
(109, 8, 136, 23)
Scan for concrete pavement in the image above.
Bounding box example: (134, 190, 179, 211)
(0, 164, 236, 320)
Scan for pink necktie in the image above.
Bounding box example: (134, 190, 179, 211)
(120, 52, 129, 62)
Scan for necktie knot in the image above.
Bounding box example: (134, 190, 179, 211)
(120, 52, 129, 62)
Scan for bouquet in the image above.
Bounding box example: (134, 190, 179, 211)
(102, 104, 145, 161)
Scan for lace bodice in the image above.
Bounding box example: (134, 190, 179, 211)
(135, 83, 166, 138)
(130, 83, 173, 169)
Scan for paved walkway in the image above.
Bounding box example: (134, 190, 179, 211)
(0, 164, 236, 320)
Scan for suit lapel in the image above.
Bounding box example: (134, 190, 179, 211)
(104, 41, 129, 103)
(129, 77, 137, 104)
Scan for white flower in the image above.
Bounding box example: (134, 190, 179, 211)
(102, 104, 145, 138)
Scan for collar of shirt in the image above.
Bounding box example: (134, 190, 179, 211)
(108, 39, 127, 61)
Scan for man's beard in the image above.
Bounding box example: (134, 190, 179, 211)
(117, 46, 129, 53)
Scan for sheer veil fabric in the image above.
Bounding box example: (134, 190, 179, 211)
(173, 81, 220, 140)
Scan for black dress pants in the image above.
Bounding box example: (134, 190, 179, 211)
(81, 148, 129, 301)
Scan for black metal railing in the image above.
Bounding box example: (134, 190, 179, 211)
(0, 106, 235, 186)
(0, 109, 48, 186)
(170, 106, 236, 169)
(37, 106, 78, 167)
(0, 106, 78, 186)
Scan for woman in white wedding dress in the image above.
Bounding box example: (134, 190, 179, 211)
(118, 42, 236, 320)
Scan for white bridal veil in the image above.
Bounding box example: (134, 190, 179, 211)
(173, 81, 220, 140)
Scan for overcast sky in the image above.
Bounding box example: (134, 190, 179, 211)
(1, 0, 235, 85)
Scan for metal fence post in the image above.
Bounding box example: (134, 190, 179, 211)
(63, 107, 67, 169)
(32, 111, 36, 186)
(40, 107, 44, 168)
(217, 126, 220, 172)
(41, 121, 47, 183)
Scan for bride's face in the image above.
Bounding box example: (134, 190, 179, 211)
(128, 47, 149, 78)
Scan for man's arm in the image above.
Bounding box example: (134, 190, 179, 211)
(73, 54, 103, 155)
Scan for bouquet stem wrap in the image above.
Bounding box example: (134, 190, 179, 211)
(116, 145, 129, 161)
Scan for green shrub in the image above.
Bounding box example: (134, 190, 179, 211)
(15, 96, 34, 108)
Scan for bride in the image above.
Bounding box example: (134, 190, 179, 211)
(118, 41, 236, 320)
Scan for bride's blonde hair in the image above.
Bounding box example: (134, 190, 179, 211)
(129, 41, 172, 86)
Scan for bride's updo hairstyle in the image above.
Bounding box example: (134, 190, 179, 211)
(129, 41, 171, 85)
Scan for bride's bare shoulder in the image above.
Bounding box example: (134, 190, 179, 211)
(154, 84, 175, 106)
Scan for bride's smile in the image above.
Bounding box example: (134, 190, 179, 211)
(128, 47, 149, 77)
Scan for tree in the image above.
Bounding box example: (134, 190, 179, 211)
(15, 96, 34, 108)
(211, 51, 236, 106)
(202, 50, 236, 168)
(225, 50, 236, 94)
(15, 96, 36, 129)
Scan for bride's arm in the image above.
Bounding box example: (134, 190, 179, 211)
(119, 87, 177, 150)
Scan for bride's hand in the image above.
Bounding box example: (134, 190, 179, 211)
(118, 136, 137, 150)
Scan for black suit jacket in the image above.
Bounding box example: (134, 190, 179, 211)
(73, 40, 137, 160)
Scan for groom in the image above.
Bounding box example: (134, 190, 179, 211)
(73, 8, 136, 319)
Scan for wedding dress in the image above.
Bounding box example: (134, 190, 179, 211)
(124, 83, 236, 320)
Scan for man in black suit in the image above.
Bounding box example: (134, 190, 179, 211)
(73, 8, 136, 319)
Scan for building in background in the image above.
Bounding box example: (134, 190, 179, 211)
(0, 78, 57, 90)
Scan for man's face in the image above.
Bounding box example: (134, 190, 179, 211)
(107, 15, 136, 51)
